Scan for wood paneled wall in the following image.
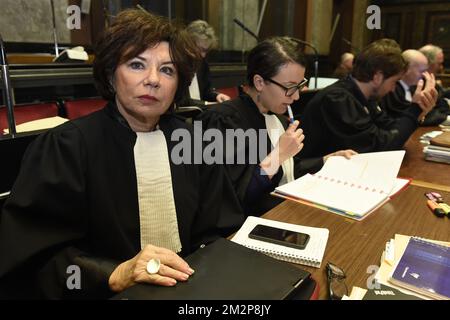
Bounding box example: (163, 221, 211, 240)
(371, 1, 450, 69)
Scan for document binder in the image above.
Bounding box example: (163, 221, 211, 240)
(112, 238, 312, 300)
(273, 151, 409, 220)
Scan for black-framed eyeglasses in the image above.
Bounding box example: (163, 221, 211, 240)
(326, 262, 348, 300)
(265, 78, 309, 97)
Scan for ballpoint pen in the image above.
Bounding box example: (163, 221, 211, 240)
(287, 105, 294, 124)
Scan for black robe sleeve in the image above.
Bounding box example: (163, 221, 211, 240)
(198, 101, 324, 216)
(421, 97, 449, 126)
(197, 108, 255, 203)
(302, 88, 421, 157)
(0, 125, 118, 299)
(381, 83, 449, 127)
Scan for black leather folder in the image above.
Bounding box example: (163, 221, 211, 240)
(112, 238, 312, 300)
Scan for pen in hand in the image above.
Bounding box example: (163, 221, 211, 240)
(287, 105, 294, 124)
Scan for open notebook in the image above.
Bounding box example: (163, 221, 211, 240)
(273, 151, 409, 220)
(232, 216, 329, 268)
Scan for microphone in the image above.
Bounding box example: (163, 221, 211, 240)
(290, 38, 319, 89)
(102, 0, 110, 27)
(0, 34, 17, 136)
(49, 0, 59, 56)
(290, 38, 318, 56)
(342, 38, 360, 54)
(233, 18, 259, 41)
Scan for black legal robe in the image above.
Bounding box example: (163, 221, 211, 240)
(0, 102, 244, 299)
(381, 82, 448, 126)
(197, 59, 219, 102)
(197, 94, 323, 216)
(299, 77, 422, 159)
(179, 59, 219, 106)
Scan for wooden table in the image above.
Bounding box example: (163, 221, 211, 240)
(262, 185, 450, 300)
(399, 127, 450, 191)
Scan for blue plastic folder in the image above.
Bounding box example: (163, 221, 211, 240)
(389, 238, 450, 300)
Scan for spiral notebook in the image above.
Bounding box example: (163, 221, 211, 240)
(389, 237, 450, 300)
(273, 151, 408, 220)
(231, 216, 329, 268)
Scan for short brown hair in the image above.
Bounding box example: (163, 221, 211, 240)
(93, 9, 200, 102)
(352, 38, 407, 82)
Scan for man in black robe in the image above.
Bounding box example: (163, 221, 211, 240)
(381, 49, 448, 126)
(299, 39, 438, 159)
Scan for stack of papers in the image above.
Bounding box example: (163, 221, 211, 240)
(423, 145, 450, 164)
(423, 131, 450, 164)
(343, 234, 450, 300)
(375, 234, 449, 299)
(419, 130, 443, 144)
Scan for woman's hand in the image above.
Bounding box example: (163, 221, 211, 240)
(323, 149, 358, 162)
(276, 120, 305, 162)
(216, 93, 231, 102)
(108, 245, 194, 292)
(260, 120, 304, 178)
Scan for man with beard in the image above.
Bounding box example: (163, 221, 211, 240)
(299, 39, 438, 158)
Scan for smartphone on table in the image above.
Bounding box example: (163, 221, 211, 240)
(248, 224, 310, 250)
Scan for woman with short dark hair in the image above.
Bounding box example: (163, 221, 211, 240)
(198, 37, 355, 215)
(0, 9, 243, 299)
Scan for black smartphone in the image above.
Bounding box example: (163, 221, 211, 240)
(248, 224, 310, 250)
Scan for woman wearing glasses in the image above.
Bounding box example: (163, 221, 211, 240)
(198, 37, 355, 215)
